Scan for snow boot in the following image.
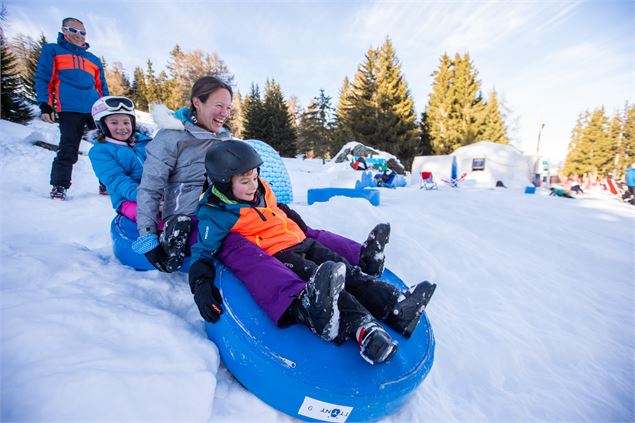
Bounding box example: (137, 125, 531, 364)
(98, 181, 109, 195)
(300, 261, 346, 342)
(50, 185, 67, 200)
(359, 223, 390, 277)
(356, 321, 398, 365)
(386, 281, 436, 338)
(159, 214, 192, 272)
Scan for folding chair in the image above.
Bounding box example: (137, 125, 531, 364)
(420, 171, 438, 190)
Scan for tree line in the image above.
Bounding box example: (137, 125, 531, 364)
(4, 11, 629, 174)
(563, 104, 635, 179)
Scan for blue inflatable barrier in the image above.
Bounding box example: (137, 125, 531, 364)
(308, 188, 381, 207)
(111, 214, 435, 422)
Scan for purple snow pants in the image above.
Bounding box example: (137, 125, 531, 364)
(190, 224, 362, 325)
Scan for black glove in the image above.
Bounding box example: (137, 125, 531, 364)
(189, 259, 222, 322)
(39, 102, 53, 115)
(144, 246, 170, 272)
(277, 203, 308, 233)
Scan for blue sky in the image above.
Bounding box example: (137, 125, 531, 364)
(5, 0, 634, 163)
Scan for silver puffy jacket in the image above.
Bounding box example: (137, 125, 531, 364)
(136, 120, 232, 236)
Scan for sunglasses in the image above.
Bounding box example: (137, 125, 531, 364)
(105, 97, 135, 111)
(63, 26, 87, 36)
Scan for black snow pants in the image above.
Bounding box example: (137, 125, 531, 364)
(50, 112, 95, 188)
(275, 238, 400, 344)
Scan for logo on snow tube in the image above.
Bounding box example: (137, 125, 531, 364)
(298, 396, 353, 422)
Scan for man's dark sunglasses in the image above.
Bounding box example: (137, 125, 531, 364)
(63, 26, 87, 36)
(105, 97, 134, 110)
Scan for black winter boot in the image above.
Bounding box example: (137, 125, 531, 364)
(385, 281, 436, 338)
(50, 185, 67, 200)
(356, 321, 398, 364)
(359, 223, 390, 277)
(300, 261, 346, 342)
(159, 214, 193, 272)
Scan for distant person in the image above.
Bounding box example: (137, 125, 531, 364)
(570, 181, 584, 195)
(88, 96, 154, 222)
(35, 17, 109, 200)
(189, 141, 436, 364)
(625, 163, 635, 205)
(351, 155, 368, 170)
(549, 187, 574, 199)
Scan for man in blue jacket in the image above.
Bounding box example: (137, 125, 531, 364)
(35, 17, 109, 200)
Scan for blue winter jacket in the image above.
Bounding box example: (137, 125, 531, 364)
(88, 133, 151, 211)
(35, 33, 109, 113)
(626, 168, 635, 187)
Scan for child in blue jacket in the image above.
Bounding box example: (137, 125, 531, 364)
(88, 96, 153, 222)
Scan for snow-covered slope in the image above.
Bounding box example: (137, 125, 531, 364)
(1, 119, 633, 422)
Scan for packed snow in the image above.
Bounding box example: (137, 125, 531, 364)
(1, 117, 633, 422)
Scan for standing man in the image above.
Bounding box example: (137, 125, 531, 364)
(35, 17, 109, 200)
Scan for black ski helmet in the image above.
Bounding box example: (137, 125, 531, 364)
(205, 141, 264, 184)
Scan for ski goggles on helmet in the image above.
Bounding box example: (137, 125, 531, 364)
(104, 97, 135, 112)
(63, 26, 87, 36)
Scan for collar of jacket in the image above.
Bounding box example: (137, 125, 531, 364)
(57, 32, 89, 53)
(151, 104, 231, 140)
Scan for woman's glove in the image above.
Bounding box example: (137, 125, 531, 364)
(189, 259, 222, 323)
(132, 233, 169, 272)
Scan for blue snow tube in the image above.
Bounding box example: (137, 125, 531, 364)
(112, 215, 435, 421)
(110, 214, 193, 271)
(208, 262, 435, 422)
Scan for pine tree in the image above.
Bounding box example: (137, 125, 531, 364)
(22, 34, 46, 103)
(564, 108, 610, 178)
(105, 62, 132, 97)
(425, 52, 491, 154)
(228, 89, 243, 138)
(165, 45, 234, 110)
(143, 60, 161, 106)
(333, 76, 355, 153)
(347, 48, 379, 147)
(335, 39, 418, 165)
(621, 104, 635, 173)
(1, 12, 32, 123)
(425, 53, 454, 154)
(130, 67, 149, 111)
(563, 114, 587, 177)
(298, 89, 335, 161)
(606, 112, 623, 178)
(480, 89, 509, 144)
(450, 52, 486, 150)
(418, 112, 434, 155)
(373, 38, 419, 165)
(586, 107, 612, 177)
(261, 79, 297, 157)
(242, 83, 264, 140)
(10, 33, 46, 103)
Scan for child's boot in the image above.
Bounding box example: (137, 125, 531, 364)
(385, 281, 436, 338)
(356, 321, 398, 364)
(300, 261, 346, 342)
(359, 223, 390, 276)
(159, 214, 192, 272)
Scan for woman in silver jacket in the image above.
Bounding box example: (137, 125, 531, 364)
(132, 76, 233, 271)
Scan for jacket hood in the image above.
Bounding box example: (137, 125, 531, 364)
(151, 104, 232, 140)
(57, 32, 89, 52)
